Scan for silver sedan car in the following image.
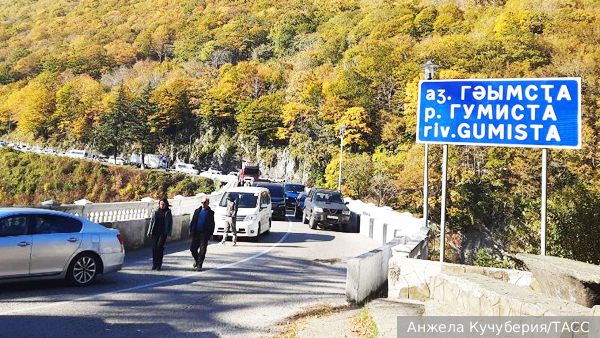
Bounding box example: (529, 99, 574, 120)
(0, 208, 124, 286)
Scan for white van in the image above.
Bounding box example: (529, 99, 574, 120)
(174, 162, 199, 175)
(65, 149, 87, 159)
(213, 187, 272, 239)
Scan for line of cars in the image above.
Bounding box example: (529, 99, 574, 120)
(211, 181, 352, 240)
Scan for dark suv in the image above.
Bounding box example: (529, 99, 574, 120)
(253, 182, 286, 220)
(302, 188, 350, 231)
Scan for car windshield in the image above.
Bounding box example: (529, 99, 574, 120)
(285, 184, 304, 193)
(244, 167, 259, 175)
(219, 192, 259, 208)
(314, 192, 344, 203)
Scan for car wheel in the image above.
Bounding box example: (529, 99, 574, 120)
(309, 215, 318, 230)
(251, 223, 261, 242)
(67, 253, 99, 286)
(303, 209, 309, 224)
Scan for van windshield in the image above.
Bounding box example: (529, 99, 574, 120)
(219, 192, 259, 208)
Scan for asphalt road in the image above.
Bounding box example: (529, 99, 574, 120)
(0, 214, 381, 338)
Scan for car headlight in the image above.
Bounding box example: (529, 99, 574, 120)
(342, 210, 351, 215)
(314, 207, 323, 213)
(244, 215, 257, 221)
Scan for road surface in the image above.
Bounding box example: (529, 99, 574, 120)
(0, 215, 381, 338)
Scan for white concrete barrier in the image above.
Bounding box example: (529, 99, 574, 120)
(344, 198, 430, 304)
(346, 243, 394, 304)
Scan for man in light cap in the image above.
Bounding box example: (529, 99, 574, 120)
(221, 193, 238, 246)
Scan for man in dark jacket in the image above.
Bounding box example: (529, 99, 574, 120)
(189, 196, 215, 270)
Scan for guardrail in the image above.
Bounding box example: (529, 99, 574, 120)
(344, 198, 429, 250)
(46, 177, 238, 222)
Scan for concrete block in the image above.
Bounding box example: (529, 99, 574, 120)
(518, 253, 600, 307)
(388, 257, 442, 301)
(346, 244, 392, 304)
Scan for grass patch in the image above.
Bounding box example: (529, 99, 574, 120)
(350, 306, 378, 338)
(271, 302, 351, 338)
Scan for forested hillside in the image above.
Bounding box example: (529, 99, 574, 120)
(0, 148, 217, 205)
(1, 0, 600, 264)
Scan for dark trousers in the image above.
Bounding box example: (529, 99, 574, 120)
(151, 234, 167, 268)
(190, 233, 210, 267)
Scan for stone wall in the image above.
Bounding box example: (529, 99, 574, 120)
(102, 214, 192, 250)
(388, 257, 535, 300)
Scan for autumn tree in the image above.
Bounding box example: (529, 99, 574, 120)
(237, 93, 283, 147)
(53, 75, 104, 145)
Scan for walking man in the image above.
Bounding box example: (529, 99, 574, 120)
(189, 196, 215, 271)
(221, 194, 238, 246)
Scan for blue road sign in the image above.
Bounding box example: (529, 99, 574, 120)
(416, 78, 581, 149)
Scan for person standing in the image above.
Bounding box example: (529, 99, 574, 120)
(147, 197, 172, 271)
(189, 196, 215, 270)
(221, 194, 238, 246)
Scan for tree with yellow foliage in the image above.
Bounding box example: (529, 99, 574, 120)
(336, 106, 371, 150)
(53, 75, 104, 145)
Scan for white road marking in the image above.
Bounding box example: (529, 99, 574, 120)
(0, 221, 293, 316)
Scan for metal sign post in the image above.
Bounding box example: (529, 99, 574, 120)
(541, 149, 548, 255)
(440, 144, 448, 262)
(423, 144, 429, 230)
(420, 61, 438, 259)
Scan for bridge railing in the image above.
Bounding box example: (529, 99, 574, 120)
(50, 178, 237, 222)
(345, 198, 429, 253)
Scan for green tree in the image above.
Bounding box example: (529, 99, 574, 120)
(131, 85, 160, 169)
(95, 86, 134, 162)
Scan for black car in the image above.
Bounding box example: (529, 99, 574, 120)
(302, 188, 350, 230)
(253, 182, 286, 220)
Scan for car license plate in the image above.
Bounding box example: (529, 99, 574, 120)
(327, 215, 338, 220)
